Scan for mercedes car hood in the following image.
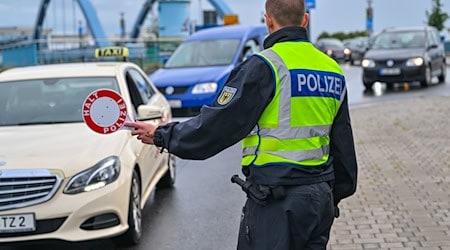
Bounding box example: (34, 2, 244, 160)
(0, 123, 129, 177)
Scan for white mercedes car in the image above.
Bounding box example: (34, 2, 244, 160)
(0, 54, 176, 246)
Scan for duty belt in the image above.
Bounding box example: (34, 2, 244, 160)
(231, 174, 286, 206)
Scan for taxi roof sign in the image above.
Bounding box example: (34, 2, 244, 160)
(95, 47, 129, 59)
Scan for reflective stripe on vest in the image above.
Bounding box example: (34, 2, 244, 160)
(242, 41, 346, 167)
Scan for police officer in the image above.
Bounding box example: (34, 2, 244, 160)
(125, 0, 358, 249)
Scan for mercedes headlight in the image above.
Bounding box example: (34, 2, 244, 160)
(406, 57, 424, 67)
(191, 82, 218, 94)
(64, 156, 121, 194)
(362, 59, 376, 68)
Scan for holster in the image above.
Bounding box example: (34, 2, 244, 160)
(231, 175, 286, 206)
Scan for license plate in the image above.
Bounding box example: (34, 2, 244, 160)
(168, 100, 182, 108)
(379, 68, 401, 75)
(0, 213, 36, 233)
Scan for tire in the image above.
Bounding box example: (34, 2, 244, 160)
(420, 65, 432, 88)
(386, 83, 395, 90)
(157, 153, 176, 188)
(438, 61, 446, 83)
(363, 80, 374, 91)
(115, 169, 142, 247)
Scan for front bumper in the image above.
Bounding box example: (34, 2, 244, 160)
(363, 65, 426, 84)
(0, 172, 131, 243)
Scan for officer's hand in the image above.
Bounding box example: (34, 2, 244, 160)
(124, 121, 157, 145)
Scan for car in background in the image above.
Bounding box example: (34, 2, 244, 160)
(362, 26, 446, 90)
(315, 38, 351, 63)
(150, 25, 268, 117)
(343, 36, 369, 65)
(0, 50, 176, 246)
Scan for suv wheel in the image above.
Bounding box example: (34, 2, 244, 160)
(438, 61, 446, 83)
(420, 65, 432, 88)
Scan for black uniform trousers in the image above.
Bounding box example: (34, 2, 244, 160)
(237, 182, 335, 250)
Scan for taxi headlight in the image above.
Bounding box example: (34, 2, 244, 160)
(362, 59, 376, 68)
(406, 57, 424, 67)
(191, 82, 218, 94)
(64, 156, 121, 194)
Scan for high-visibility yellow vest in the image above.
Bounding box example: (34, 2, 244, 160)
(242, 41, 346, 168)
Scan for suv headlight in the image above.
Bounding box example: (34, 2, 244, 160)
(406, 57, 424, 67)
(191, 82, 218, 94)
(64, 156, 121, 194)
(362, 59, 376, 68)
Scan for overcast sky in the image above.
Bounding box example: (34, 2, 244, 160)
(1, 0, 449, 41)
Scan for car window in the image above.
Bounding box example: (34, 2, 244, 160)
(241, 38, 261, 62)
(0, 77, 119, 126)
(164, 39, 241, 68)
(372, 30, 426, 49)
(128, 68, 155, 104)
(427, 30, 440, 47)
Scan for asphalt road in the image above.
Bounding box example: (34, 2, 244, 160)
(3, 65, 450, 250)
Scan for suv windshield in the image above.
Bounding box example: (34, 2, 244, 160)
(165, 39, 241, 68)
(0, 77, 119, 126)
(372, 30, 426, 49)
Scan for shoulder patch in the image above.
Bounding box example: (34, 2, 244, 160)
(217, 86, 237, 105)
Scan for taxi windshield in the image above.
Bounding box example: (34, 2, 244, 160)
(164, 39, 241, 68)
(0, 77, 119, 126)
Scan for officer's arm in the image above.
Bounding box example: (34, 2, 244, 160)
(329, 93, 358, 206)
(153, 56, 274, 160)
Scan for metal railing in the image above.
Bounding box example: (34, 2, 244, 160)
(0, 37, 185, 73)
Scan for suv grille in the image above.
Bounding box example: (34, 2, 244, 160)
(0, 169, 62, 211)
(157, 86, 190, 95)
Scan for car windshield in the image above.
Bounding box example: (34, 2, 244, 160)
(344, 37, 368, 49)
(0, 77, 119, 126)
(372, 30, 426, 49)
(320, 39, 345, 49)
(164, 39, 241, 68)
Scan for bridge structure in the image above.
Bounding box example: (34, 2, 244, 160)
(1, 0, 235, 68)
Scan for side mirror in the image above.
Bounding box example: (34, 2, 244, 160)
(137, 105, 162, 121)
(440, 35, 445, 42)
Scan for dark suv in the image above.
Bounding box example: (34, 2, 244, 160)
(362, 26, 446, 90)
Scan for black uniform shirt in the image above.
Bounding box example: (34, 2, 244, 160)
(154, 27, 357, 200)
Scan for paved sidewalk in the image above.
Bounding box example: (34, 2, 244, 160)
(328, 96, 450, 250)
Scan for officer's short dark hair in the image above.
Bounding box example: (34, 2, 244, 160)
(266, 0, 305, 27)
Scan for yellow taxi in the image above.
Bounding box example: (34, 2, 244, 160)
(0, 47, 175, 246)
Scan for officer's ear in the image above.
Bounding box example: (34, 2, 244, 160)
(264, 13, 275, 33)
(301, 12, 309, 28)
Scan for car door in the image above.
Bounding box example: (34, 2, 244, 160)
(426, 29, 443, 75)
(124, 67, 163, 189)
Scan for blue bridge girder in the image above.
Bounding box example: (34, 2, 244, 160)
(130, 0, 233, 39)
(206, 0, 233, 18)
(33, 0, 109, 47)
(130, 0, 159, 39)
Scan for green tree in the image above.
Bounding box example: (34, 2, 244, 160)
(426, 0, 449, 31)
